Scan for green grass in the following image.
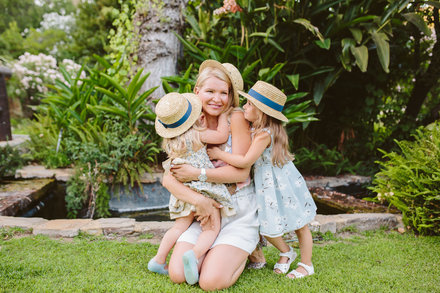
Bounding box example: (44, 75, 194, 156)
(0, 230, 439, 292)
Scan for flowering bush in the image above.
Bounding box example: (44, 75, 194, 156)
(8, 52, 85, 117)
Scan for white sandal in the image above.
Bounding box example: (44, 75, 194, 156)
(273, 247, 297, 274)
(287, 262, 314, 279)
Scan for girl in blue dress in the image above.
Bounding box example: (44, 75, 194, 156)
(208, 80, 317, 279)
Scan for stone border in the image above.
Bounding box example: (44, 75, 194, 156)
(0, 213, 403, 238)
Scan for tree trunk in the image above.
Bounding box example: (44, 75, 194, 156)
(135, 0, 188, 99)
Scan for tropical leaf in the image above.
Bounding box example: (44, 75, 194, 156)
(371, 31, 390, 73)
(350, 45, 369, 72)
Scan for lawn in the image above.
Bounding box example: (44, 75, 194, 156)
(0, 229, 439, 292)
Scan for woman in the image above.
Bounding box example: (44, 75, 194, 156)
(162, 60, 260, 290)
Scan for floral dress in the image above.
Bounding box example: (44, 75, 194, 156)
(253, 129, 317, 237)
(164, 144, 235, 219)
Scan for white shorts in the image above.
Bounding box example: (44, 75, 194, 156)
(178, 183, 259, 254)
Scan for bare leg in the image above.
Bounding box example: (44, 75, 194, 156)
(192, 208, 221, 259)
(169, 241, 202, 284)
(198, 244, 249, 291)
(264, 236, 291, 274)
(248, 246, 266, 263)
(153, 214, 194, 265)
(288, 225, 313, 278)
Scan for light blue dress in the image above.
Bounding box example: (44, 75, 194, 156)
(253, 129, 317, 237)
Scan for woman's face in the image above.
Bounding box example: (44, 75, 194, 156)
(195, 76, 230, 117)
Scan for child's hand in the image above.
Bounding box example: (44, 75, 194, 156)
(207, 147, 222, 160)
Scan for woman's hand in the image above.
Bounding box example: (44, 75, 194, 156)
(170, 164, 200, 182)
(207, 146, 222, 160)
(193, 196, 223, 227)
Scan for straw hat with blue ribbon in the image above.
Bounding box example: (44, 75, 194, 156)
(155, 92, 202, 138)
(199, 60, 243, 107)
(238, 80, 289, 122)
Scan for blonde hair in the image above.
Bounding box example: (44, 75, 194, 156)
(251, 104, 294, 167)
(161, 121, 205, 159)
(194, 66, 234, 112)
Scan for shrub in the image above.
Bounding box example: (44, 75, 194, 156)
(294, 144, 366, 176)
(0, 144, 26, 179)
(25, 56, 160, 218)
(371, 122, 440, 235)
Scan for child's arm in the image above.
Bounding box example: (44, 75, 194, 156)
(199, 112, 229, 144)
(207, 131, 271, 169)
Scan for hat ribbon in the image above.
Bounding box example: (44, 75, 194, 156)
(159, 100, 192, 129)
(248, 89, 283, 112)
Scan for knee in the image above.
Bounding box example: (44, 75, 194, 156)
(168, 268, 185, 284)
(199, 274, 228, 291)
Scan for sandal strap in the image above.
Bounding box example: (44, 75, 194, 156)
(287, 269, 305, 279)
(279, 247, 295, 259)
(274, 262, 291, 274)
(274, 247, 297, 274)
(297, 262, 314, 275)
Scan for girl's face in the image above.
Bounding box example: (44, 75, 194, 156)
(195, 77, 230, 117)
(243, 100, 260, 122)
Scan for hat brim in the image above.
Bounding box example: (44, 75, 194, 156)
(155, 93, 202, 138)
(199, 60, 239, 107)
(238, 90, 289, 122)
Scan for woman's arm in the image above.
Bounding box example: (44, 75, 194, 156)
(208, 132, 270, 168)
(171, 111, 252, 183)
(162, 172, 222, 226)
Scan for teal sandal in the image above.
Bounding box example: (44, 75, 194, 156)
(148, 258, 168, 275)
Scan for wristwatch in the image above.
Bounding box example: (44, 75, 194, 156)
(198, 168, 207, 182)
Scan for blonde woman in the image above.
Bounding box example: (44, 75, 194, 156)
(163, 60, 259, 290)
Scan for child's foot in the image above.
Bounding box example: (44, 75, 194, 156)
(182, 250, 199, 285)
(147, 258, 168, 275)
(287, 262, 314, 279)
(273, 247, 297, 274)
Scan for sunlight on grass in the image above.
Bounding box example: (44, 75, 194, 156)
(0, 231, 439, 292)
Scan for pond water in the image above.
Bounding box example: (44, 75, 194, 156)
(18, 179, 374, 221)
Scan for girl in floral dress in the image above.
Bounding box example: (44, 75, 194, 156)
(208, 81, 317, 279)
(148, 92, 234, 285)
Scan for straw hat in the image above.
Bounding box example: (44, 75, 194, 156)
(155, 92, 202, 138)
(199, 60, 243, 107)
(238, 81, 289, 122)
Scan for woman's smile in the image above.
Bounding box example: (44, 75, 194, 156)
(195, 77, 230, 117)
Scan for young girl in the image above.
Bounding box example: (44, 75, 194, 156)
(148, 92, 234, 285)
(208, 81, 317, 279)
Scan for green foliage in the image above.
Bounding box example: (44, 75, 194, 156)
(0, 0, 76, 60)
(69, 0, 120, 62)
(0, 144, 25, 179)
(0, 227, 29, 239)
(107, 0, 139, 81)
(27, 56, 160, 218)
(294, 144, 367, 176)
(65, 171, 87, 219)
(371, 122, 440, 235)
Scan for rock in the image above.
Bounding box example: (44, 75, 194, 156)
(80, 218, 136, 236)
(33, 219, 92, 237)
(0, 216, 47, 229)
